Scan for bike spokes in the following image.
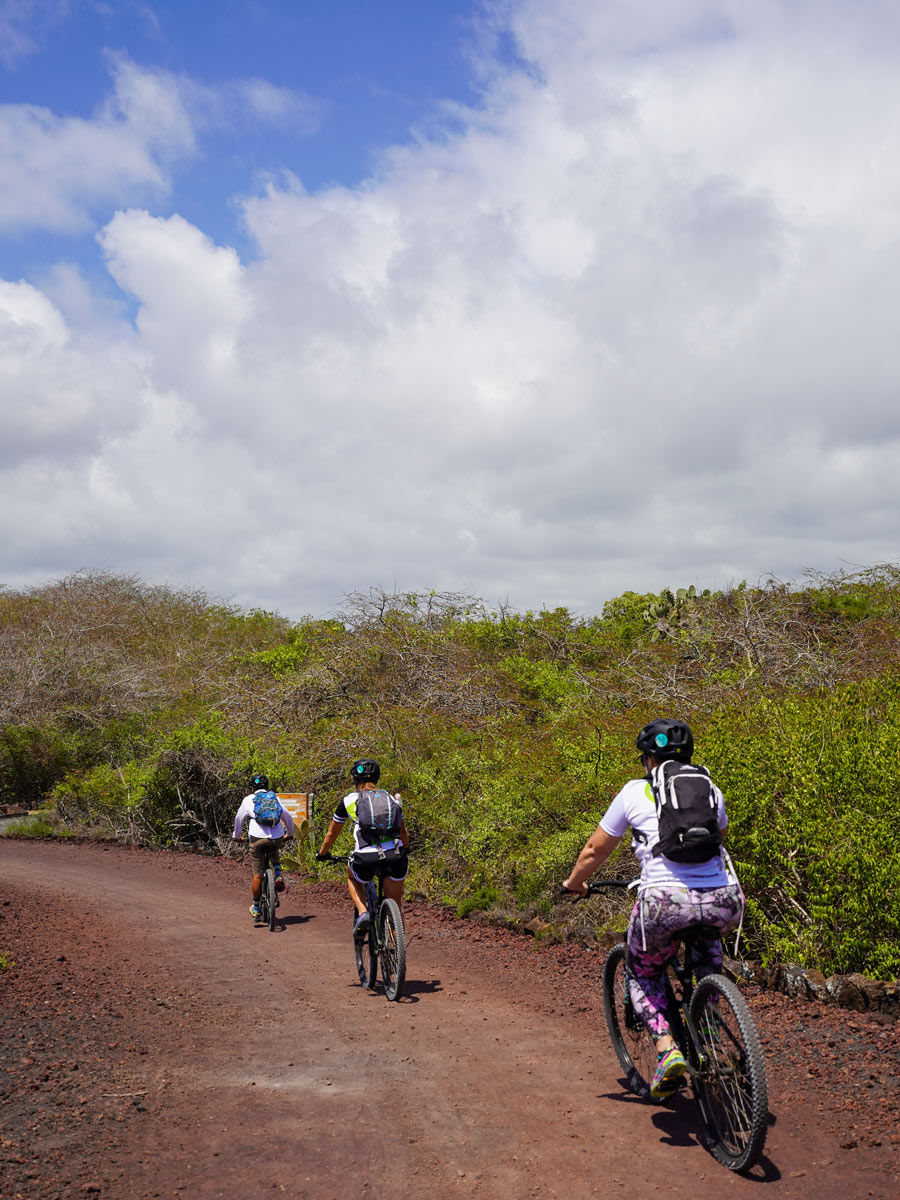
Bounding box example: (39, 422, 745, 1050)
(690, 976, 768, 1172)
(378, 899, 406, 1001)
(602, 944, 657, 1098)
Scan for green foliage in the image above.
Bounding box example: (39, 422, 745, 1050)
(457, 885, 499, 918)
(702, 676, 900, 977)
(0, 724, 82, 807)
(4, 815, 74, 839)
(0, 951, 13, 972)
(5, 567, 900, 977)
(600, 591, 659, 646)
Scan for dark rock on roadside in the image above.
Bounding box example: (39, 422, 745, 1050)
(751, 962, 899, 1018)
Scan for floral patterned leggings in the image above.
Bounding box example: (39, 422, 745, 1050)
(626, 883, 744, 1040)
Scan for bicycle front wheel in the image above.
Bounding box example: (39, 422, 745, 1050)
(353, 908, 378, 988)
(264, 869, 277, 932)
(689, 973, 768, 1172)
(378, 899, 406, 1001)
(601, 943, 656, 1100)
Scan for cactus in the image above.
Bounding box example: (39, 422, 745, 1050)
(642, 585, 711, 641)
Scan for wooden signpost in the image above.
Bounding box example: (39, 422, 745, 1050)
(276, 793, 315, 870)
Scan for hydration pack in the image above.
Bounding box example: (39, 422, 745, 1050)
(353, 788, 403, 848)
(649, 761, 722, 863)
(252, 789, 282, 827)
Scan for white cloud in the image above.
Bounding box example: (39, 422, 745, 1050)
(0, 50, 320, 233)
(4, 0, 900, 615)
(0, 54, 193, 232)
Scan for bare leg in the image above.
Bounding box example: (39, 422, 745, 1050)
(382, 876, 404, 906)
(251, 873, 263, 901)
(347, 870, 368, 915)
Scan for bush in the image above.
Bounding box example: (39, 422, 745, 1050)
(4, 568, 900, 976)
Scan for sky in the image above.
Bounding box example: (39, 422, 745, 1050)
(2, 0, 900, 622)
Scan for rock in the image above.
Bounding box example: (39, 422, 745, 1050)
(524, 917, 551, 936)
(596, 930, 624, 953)
(801, 968, 829, 1001)
(826, 974, 867, 1011)
(846, 973, 886, 1011)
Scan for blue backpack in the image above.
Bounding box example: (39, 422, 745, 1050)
(252, 789, 282, 827)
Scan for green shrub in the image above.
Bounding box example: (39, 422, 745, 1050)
(457, 885, 499, 918)
(4, 569, 900, 977)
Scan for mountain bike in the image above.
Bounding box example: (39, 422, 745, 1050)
(588, 880, 768, 1173)
(322, 853, 407, 1000)
(256, 860, 278, 932)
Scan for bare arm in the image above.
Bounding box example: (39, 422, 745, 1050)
(563, 826, 623, 896)
(318, 817, 346, 856)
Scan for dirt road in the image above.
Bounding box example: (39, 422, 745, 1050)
(1, 840, 897, 1199)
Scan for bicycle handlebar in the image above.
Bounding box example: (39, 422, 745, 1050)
(560, 879, 634, 902)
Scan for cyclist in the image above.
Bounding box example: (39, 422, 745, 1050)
(233, 774, 295, 920)
(315, 759, 409, 938)
(562, 719, 743, 1101)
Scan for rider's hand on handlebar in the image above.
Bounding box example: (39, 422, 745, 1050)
(315, 850, 331, 862)
(559, 881, 588, 900)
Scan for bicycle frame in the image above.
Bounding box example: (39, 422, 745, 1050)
(587, 880, 714, 1076)
(591, 878, 768, 1171)
(323, 852, 407, 1000)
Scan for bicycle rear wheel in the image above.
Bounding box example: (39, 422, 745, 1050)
(689, 973, 768, 1172)
(378, 899, 406, 1001)
(353, 908, 378, 988)
(601, 943, 656, 1099)
(263, 868, 277, 931)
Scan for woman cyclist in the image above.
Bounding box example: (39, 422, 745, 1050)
(316, 759, 409, 938)
(562, 719, 743, 1100)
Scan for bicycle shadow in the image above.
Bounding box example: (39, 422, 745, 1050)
(399, 978, 443, 1001)
(602, 1083, 781, 1183)
(279, 913, 315, 927)
(345, 978, 443, 1003)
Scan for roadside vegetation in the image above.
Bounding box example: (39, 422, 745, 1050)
(2, 566, 899, 978)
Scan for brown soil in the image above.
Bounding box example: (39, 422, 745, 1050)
(1, 840, 897, 1200)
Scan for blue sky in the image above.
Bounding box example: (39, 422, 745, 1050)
(3, 1, 495, 277)
(3, 0, 900, 620)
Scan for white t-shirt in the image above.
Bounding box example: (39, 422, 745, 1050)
(599, 776, 729, 888)
(233, 792, 295, 841)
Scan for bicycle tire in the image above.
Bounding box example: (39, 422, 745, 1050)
(264, 868, 277, 932)
(353, 907, 378, 988)
(688, 973, 768, 1172)
(378, 899, 407, 1001)
(601, 943, 657, 1100)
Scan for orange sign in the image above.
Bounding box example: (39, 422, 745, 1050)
(276, 793, 314, 840)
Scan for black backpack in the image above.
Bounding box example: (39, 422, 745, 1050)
(353, 789, 403, 848)
(649, 761, 722, 863)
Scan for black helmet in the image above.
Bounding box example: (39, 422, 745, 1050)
(636, 719, 693, 763)
(350, 759, 380, 784)
(251, 773, 269, 790)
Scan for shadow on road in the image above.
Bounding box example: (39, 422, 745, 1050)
(399, 977, 443, 1000)
(601, 1083, 782, 1183)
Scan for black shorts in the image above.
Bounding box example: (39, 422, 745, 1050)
(349, 849, 409, 884)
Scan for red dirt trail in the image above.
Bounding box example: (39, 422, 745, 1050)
(1, 840, 897, 1199)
